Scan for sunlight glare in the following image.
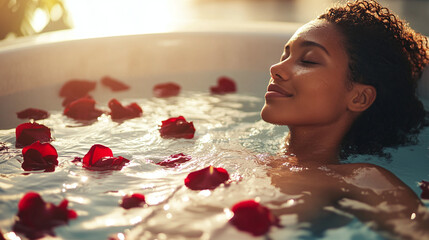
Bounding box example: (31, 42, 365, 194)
(198, 190, 212, 197)
(64, 0, 188, 36)
(31, 8, 49, 33)
(116, 233, 126, 240)
(130, 216, 143, 224)
(68, 196, 91, 204)
(81, 175, 88, 182)
(50, 3, 64, 21)
(5, 232, 21, 240)
(223, 208, 233, 219)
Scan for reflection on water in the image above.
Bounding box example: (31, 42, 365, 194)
(1, 0, 428, 40)
(0, 87, 284, 239)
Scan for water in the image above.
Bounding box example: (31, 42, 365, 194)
(0, 73, 428, 240)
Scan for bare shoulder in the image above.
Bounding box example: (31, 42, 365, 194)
(329, 162, 412, 192)
(328, 162, 390, 176)
(329, 163, 427, 240)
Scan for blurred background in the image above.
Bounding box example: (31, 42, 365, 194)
(0, 0, 428, 41)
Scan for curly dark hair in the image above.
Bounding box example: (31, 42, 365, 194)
(318, 0, 429, 158)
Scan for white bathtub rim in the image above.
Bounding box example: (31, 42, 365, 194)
(0, 20, 303, 53)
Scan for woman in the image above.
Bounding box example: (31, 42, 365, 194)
(261, 0, 429, 239)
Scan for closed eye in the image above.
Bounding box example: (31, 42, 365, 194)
(301, 60, 318, 65)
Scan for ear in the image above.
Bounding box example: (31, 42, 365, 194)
(348, 84, 376, 112)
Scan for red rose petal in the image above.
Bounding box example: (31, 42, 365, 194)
(58, 199, 78, 219)
(17, 108, 49, 120)
(184, 165, 229, 190)
(62, 94, 93, 107)
(159, 116, 195, 139)
(108, 98, 142, 120)
(153, 82, 181, 98)
(15, 122, 52, 148)
(229, 200, 278, 236)
(13, 192, 77, 239)
(156, 153, 192, 167)
(82, 144, 130, 170)
(68, 208, 78, 219)
(420, 180, 429, 199)
(86, 156, 130, 170)
(18, 192, 45, 213)
(210, 76, 237, 94)
(59, 79, 96, 98)
(83, 144, 113, 166)
(101, 76, 130, 91)
(22, 141, 58, 171)
(119, 193, 146, 209)
(63, 96, 103, 120)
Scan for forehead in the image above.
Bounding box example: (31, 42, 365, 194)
(288, 20, 345, 50)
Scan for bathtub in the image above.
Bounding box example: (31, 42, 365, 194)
(0, 21, 428, 240)
(1, 20, 429, 128)
(0, 21, 304, 129)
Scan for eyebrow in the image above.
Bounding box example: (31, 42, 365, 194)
(284, 40, 330, 56)
(300, 40, 330, 56)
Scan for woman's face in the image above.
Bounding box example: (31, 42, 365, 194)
(261, 20, 353, 127)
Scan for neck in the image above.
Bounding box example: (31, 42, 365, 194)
(284, 124, 348, 166)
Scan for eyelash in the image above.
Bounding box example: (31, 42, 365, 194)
(280, 53, 319, 66)
(280, 55, 319, 65)
(301, 60, 318, 65)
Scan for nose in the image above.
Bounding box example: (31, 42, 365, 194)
(270, 61, 289, 82)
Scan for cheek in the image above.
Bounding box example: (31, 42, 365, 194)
(260, 88, 349, 125)
(302, 76, 349, 105)
(302, 85, 349, 119)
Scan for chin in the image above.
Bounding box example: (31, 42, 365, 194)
(261, 105, 283, 125)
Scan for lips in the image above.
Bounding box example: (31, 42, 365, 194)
(266, 84, 293, 97)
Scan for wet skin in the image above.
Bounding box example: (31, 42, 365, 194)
(267, 158, 427, 238)
(261, 20, 429, 239)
